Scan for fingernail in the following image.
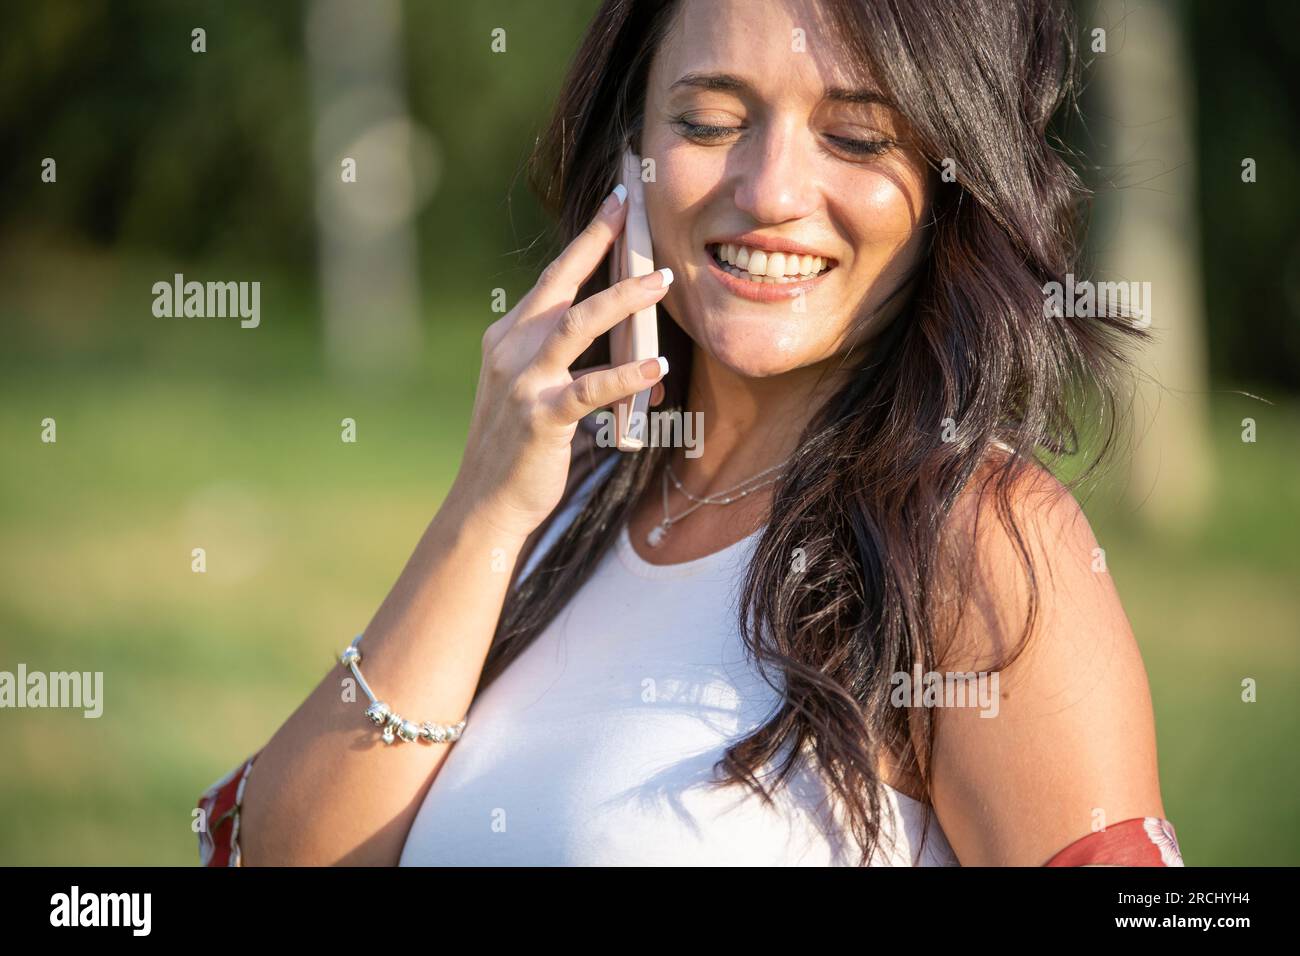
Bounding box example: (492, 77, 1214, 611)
(604, 184, 628, 211)
(640, 356, 669, 381)
(641, 267, 673, 289)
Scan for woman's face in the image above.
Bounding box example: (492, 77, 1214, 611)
(641, 0, 933, 378)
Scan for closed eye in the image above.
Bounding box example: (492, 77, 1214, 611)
(674, 121, 737, 141)
(674, 121, 894, 160)
(824, 135, 894, 157)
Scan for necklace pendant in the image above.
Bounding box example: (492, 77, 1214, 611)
(646, 522, 669, 548)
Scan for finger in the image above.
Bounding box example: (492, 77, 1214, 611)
(532, 186, 629, 304)
(569, 367, 664, 409)
(549, 356, 669, 425)
(538, 267, 674, 370)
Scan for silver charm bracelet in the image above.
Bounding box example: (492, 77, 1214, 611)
(339, 634, 467, 745)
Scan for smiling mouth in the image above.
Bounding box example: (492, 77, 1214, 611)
(706, 242, 837, 283)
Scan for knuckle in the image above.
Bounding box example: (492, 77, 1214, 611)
(622, 363, 644, 391)
(485, 343, 513, 379)
(536, 259, 563, 291)
(556, 304, 586, 341)
(524, 390, 556, 434)
(571, 374, 597, 410)
(506, 374, 534, 408)
(480, 320, 503, 354)
(616, 280, 649, 312)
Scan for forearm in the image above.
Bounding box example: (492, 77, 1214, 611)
(232, 184, 655, 866)
(237, 497, 528, 865)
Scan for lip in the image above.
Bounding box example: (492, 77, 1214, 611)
(703, 246, 834, 303)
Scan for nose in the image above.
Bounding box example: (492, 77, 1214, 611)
(731, 117, 820, 224)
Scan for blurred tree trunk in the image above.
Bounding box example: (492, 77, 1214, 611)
(306, 0, 425, 375)
(1091, 0, 1213, 528)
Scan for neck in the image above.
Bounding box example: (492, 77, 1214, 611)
(672, 345, 850, 494)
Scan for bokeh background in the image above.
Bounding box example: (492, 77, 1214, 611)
(1, 0, 1296, 865)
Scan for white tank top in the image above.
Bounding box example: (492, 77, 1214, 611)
(400, 457, 960, 866)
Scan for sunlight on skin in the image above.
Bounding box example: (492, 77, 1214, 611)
(623, 0, 935, 563)
(640, 0, 932, 381)
(628, 0, 1168, 867)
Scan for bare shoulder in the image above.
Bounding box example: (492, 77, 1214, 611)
(928, 450, 1166, 865)
(936, 452, 1113, 665)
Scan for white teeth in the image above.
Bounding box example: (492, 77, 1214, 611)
(711, 242, 831, 281)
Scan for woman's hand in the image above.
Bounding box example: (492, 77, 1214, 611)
(240, 196, 671, 865)
(444, 186, 673, 540)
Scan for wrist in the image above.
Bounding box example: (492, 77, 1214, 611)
(433, 488, 534, 556)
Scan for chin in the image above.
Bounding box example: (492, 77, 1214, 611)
(691, 314, 828, 378)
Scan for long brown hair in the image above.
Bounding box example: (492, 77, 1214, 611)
(477, 0, 1143, 864)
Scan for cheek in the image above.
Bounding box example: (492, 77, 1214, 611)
(854, 173, 925, 252)
(845, 172, 929, 288)
(644, 145, 719, 240)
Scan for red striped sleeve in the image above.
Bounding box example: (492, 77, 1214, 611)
(197, 752, 259, 867)
(1044, 817, 1184, 866)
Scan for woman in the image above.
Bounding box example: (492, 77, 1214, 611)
(199, 0, 1182, 866)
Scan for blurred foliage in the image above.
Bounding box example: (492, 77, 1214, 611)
(0, 289, 1294, 862)
(0, 0, 314, 269)
(0, 0, 603, 308)
(1189, 0, 1300, 389)
(1, 1, 1296, 385)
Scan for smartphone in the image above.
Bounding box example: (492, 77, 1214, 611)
(606, 148, 660, 451)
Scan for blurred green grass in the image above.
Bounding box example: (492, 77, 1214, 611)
(0, 247, 1296, 865)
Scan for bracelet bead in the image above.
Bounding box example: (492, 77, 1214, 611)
(343, 634, 467, 746)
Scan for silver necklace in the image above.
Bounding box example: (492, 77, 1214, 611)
(665, 458, 789, 504)
(646, 456, 792, 548)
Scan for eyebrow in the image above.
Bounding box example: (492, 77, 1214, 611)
(669, 71, 893, 108)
